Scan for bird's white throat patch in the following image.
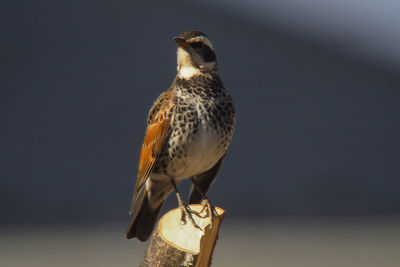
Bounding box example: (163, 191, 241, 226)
(178, 66, 201, 79)
(177, 47, 201, 79)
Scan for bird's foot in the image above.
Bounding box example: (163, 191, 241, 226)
(174, 190, 202, 229)
(178, 200, 202, 230)
(171, 178, 211, 230)
(199, 198, 214, 227)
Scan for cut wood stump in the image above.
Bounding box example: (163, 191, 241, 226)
(141, 204, 225, 267)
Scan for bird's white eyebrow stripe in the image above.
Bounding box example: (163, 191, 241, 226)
(188, 36, 214, 50)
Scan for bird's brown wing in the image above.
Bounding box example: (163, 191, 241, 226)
(129, 90, 175, 215)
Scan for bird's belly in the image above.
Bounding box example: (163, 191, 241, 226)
(165, 126, 224, 180)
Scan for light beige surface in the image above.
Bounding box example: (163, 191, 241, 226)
(159, 205, 224, 253)
(1, 217, 400, 267)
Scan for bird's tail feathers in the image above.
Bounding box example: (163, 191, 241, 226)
(126, 191, 162, 241)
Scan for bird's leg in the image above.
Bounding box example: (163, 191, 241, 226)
(170, 177, 202, 230)
(190, 178, 215, 226)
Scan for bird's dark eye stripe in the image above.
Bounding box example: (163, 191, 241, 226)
(190, 42, 203, 48)
(202, 46, 216, 62)
(189, 42, 216, 62)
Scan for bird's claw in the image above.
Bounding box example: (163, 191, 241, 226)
(200, 198, 214, 227)
(179, 203, 202, 230)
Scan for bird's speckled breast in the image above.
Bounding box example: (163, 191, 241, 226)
(165, 107, 226, 179)
(151, 74, 235, 181)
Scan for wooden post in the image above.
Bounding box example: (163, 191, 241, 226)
(141, 204, 225, 267)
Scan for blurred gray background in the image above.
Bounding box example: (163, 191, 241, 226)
(1, 0, 400, 266)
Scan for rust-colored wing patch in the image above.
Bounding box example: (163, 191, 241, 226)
(136, 116, 170, 191)
(129, 91, 174, 215)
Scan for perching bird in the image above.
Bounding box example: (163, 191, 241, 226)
(126, 30, 235, 241)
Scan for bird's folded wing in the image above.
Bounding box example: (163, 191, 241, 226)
(129, 91, 174, 215)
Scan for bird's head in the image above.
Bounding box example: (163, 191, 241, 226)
(174, 31, 218, 79)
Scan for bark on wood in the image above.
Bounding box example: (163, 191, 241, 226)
(141, 204, 225, 267)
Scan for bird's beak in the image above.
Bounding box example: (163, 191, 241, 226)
(174, 37, 190, 48)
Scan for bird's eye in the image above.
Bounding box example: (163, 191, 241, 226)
(190, 42, 203, 48)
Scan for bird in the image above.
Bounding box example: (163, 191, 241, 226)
(126, 30, 235, 241)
